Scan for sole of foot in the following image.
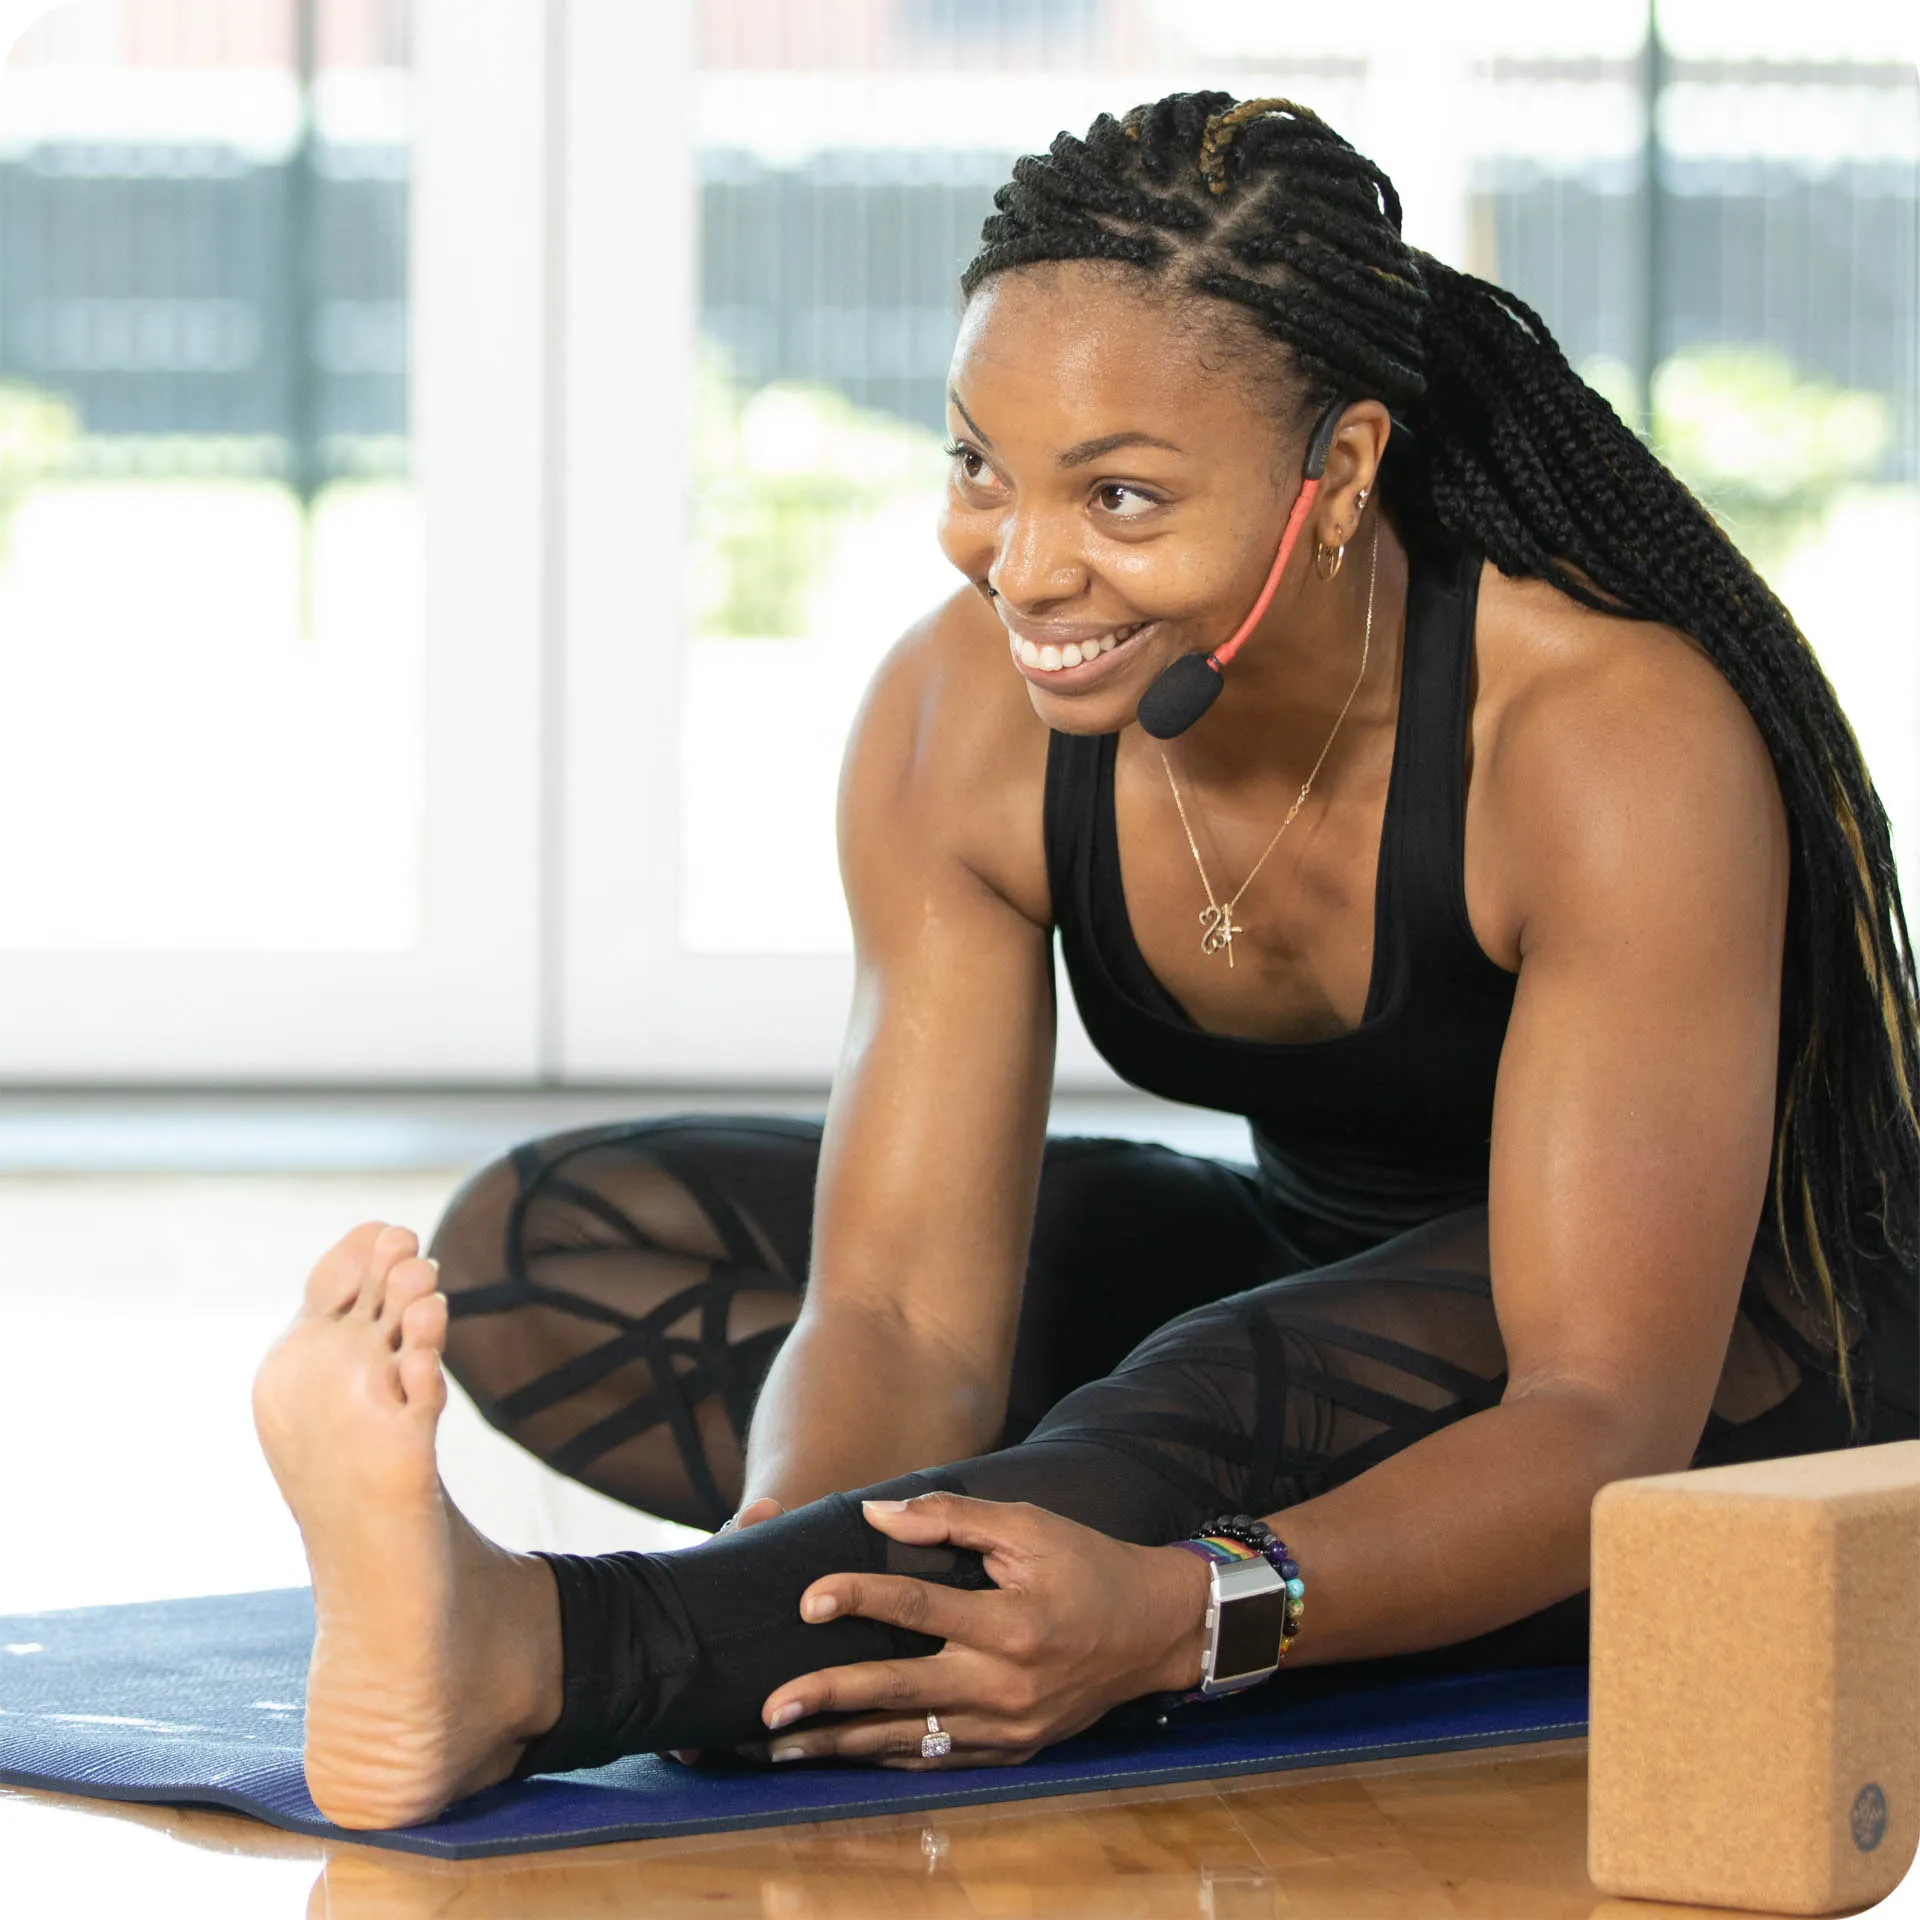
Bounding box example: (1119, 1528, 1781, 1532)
(252, 1221, 562, 1830)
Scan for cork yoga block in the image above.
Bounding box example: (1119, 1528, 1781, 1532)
(1588, 1439, 1919, 1915)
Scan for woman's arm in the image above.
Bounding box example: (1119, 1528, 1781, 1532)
(756, 617, 1797, 1756)
(1252, 619, 1794, 1664)
(741, 596, 1057, 1514)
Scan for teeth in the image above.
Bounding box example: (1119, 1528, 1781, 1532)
(1014, 623, 1147, 673)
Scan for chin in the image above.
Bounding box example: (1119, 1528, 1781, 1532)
(1024, 681, 1143, 737)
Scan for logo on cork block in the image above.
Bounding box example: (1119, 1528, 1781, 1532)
(1849, 1783, 1887, 1852)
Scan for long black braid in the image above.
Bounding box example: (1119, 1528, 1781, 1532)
(962, 92, 1919, 1435)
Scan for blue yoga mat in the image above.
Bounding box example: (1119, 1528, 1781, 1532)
(0, 1588, 1587, 1859)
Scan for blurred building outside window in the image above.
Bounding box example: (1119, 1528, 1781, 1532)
(0, 0, 1911, 1080)
(0, 0, 422, 954)
(684, 0, 1919, 957)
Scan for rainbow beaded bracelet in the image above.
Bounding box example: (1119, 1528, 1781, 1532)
(1168, 1514, 1305, 1700)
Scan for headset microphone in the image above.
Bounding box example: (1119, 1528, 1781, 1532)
(1135, 395, 1352, 741)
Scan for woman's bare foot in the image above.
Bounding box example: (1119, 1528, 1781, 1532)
(253, 1222, 564, 1830)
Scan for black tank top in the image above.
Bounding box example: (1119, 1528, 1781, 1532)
(1044, 518, 1519, 1241)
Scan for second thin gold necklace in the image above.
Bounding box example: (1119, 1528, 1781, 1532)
(1160, 520, 1380, 968)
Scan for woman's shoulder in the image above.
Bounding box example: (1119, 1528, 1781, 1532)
(841, 584, 1054, 925)
(1466, 560, 1789, 957)
(1473, 560, 1776, 782)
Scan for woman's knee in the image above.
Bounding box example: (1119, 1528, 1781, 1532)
(425, 1114, 731, 1298)
(425, 1149, 524, 1301)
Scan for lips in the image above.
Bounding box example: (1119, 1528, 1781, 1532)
(1007, 621, 1149, 674)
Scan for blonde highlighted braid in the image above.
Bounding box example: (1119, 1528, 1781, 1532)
(964, 90, 1919, 1437)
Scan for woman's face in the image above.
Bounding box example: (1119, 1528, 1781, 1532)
(938, 263, 1300, 735)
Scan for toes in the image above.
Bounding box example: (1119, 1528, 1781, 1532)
(355, 1225, 421, 1321)
(397, 1340, 447, 1415)
(304, 1223, 390, 1318)
(377, 1256, 440, 1340)
(399, 1290, 449, 1358)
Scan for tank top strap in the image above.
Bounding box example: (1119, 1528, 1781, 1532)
(1043, 520, 1502, 1005)
(1375, 521, 1499, 996)
(1043, 719, 1107, 953)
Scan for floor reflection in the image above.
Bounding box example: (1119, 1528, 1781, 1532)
(6, 1745, 1849, 1920)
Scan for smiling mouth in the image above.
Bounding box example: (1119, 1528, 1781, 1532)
(1007, 621, 1154, 677)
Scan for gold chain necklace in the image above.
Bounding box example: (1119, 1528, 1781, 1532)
(1160, 521, 1379, 968)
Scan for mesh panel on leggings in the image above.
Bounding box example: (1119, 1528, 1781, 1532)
(505, 1143, 1878, 1769)
(431, 1119, 819, 1530)
(430, 1115, 1838, 1542)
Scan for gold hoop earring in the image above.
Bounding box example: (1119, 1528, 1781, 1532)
(1314, 539, 1346, 581)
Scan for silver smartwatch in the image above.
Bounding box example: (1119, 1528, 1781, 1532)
(1194, 1554, 1290, 1697)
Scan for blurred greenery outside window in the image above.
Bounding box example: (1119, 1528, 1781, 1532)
(680, 14, 1918, 955)
(690, 339, 1906, 642)
(0, 2, 424, 953)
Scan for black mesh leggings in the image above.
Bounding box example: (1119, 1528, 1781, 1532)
(429, 1114, 1867, 1768)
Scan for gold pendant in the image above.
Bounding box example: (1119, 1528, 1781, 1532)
(1199, 903, 1241, 965)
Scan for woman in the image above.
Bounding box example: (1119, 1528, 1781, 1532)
(253, 94, 1918, 1830)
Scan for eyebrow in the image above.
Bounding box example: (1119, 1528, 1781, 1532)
(1058, 430, 1183, 468)
(946, 391, 1183, 470)
(948, 390, 992, 447)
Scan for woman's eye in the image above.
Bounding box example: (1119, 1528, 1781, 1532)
(943, 442, 994, 488)
(1096, 482, 1160, 518)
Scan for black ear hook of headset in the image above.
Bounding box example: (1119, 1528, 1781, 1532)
(1135, 394, 1353, 741)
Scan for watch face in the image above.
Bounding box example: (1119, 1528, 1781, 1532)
(1214, 1585, 1290, 1683)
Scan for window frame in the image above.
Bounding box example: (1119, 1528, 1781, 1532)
(0, 0, 548, 1081)
(552, 0, 1120, 1088)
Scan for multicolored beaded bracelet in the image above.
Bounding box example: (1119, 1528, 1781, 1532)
(1169, 1513, 1305, 1696)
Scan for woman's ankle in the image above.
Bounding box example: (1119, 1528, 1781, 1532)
(469, 1543, 568, 1761)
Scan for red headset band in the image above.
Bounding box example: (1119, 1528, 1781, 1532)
(1204, 396, 1351, 675)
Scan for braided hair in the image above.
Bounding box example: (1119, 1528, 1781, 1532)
(962, 92, 1918, 1434)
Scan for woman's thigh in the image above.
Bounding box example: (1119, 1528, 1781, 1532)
(982, 1204, 1866, 1671)
(428, 1115, 1306, 1529)
(1016, 1203, 1852, 1517)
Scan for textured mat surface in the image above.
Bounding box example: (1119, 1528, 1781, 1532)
(0, 1588, 1587, 1859)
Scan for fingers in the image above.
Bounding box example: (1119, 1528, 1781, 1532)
(766, 1710, 1041, 1771)
(764, 1645, 994, 1731)
(859, 1491, 1046, 1555)
(730, 1496, 785, 1533)
(797, 1569, 986, 1642)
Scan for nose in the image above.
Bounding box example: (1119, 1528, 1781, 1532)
(987, 502, 1086, 612)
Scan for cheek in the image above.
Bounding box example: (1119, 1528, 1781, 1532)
(1096, 539, 1247, 622)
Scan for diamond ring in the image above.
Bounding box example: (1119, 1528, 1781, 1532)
(920, 1712, 952, 1760)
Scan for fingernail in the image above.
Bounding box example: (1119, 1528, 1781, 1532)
(768, 1701, 803, 1729)
(770, 1745, 805, 1764)
(426, 1257, 440, 1272)
(862, 1498, 910, 1514)
(803, 1593, 838, 1621)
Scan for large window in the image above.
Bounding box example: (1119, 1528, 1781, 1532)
(570, 0, 1917, 1080)
(0, 0, 545, 1078)
(0, 0, 419, 953)
(4, 1, 1915, 1083)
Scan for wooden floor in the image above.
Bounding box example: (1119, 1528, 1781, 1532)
(1, 1738, 1867, 1919)
(0, 1159, 1901, 1918)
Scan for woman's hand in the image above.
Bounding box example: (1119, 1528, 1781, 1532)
(757, 1492, 1211, 1768)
